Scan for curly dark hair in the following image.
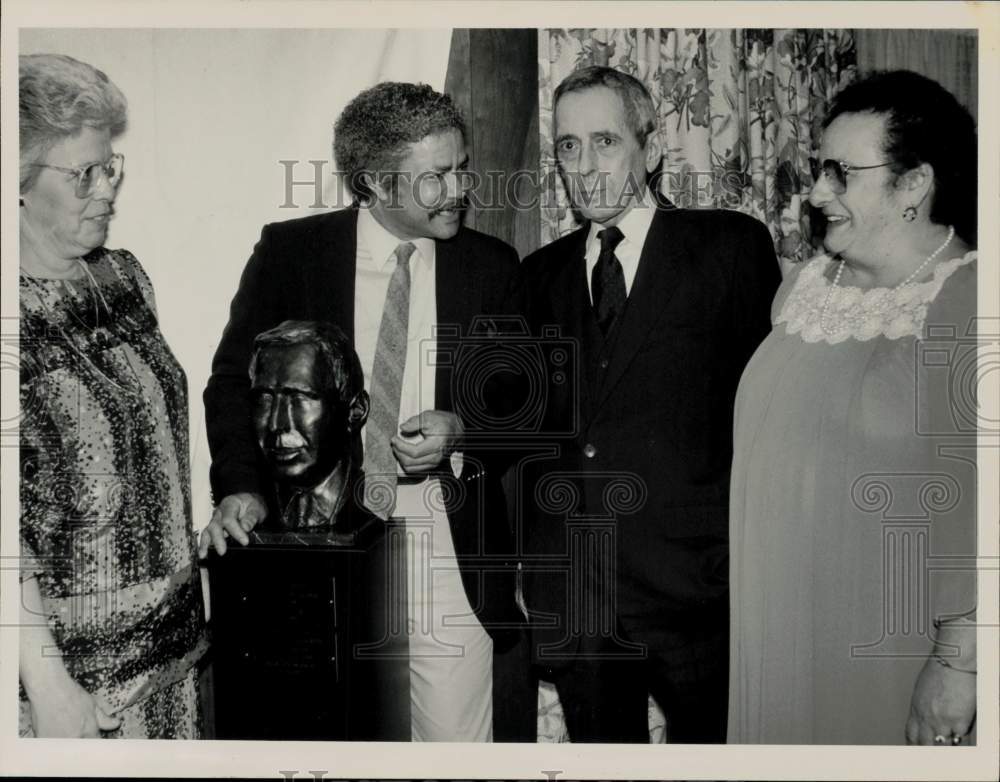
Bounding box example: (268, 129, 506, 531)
(824, 70, 977, 244)
(333, 82, 466, 204)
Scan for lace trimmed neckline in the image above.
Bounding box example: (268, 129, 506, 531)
(777, 251, 976, 344)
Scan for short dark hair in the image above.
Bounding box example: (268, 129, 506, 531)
(554, 65, 657, 145)
(250, 320, 364, 406)
(824, 70, 977, 244)
(19, 53, 128, 193)
(333, 81, 466, 204)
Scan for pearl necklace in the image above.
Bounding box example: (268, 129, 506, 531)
(820, 225, 955, 336)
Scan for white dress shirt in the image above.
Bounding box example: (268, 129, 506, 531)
(353, 206, 492, 742)
(354, 206, 438, 466)
(584, 189, 657, 303)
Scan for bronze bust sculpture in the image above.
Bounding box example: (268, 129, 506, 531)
(249, 319, 371, 534)
(207, 319, 407, 740)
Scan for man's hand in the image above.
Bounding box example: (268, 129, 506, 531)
(391, 410, 464, 475)
(198, 492, 268, 558)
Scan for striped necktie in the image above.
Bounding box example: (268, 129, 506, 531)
(363, 241, 415, 519)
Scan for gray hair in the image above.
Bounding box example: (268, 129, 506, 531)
(19, 54, 128, 193)
(554, 65, 657, 145)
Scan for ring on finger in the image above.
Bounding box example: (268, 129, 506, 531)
(951, 735, 963, 745)
(934, 734, 947, 744)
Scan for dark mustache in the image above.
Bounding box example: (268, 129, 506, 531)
(429, 196, 469, 218)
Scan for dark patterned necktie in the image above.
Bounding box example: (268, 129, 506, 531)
(364, 241, 415, 519)
(591, 226, 626, 334)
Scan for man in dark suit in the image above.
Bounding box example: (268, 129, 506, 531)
(515, 65, 781, 742)
(199, 82, 523, 741)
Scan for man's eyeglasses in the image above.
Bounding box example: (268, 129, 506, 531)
(809, 157, 891, 194)
(30, 153, 125, 198)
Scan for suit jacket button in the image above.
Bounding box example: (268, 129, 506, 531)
(599, 359, 609, 369)
(583, 443, 597, 459)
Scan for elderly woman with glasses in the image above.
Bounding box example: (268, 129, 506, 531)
(727, 70, 977, 745)
(18, 53, 207, 738)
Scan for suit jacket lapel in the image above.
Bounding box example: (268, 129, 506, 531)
(434, 237, 460, 411)
(320, 208, 359, 343)
(551, 228, 601, 421)
(593, 207, 684, 412)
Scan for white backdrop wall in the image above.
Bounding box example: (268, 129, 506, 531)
(20, 28, 453, 530)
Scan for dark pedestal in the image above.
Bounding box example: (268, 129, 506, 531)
(207, 517, 409, 740)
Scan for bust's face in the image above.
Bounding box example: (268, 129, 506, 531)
(251, 344, 344, 488)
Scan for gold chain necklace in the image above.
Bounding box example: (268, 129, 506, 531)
(21, 258, 144, 398)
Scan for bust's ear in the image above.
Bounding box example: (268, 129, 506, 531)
(348, 390, 370, 432)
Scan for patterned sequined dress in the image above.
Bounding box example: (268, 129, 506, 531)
(19, 248, 208, 739)
(727, 251, 978, 744)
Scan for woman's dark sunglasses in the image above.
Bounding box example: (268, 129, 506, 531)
(809, 157, 891, 194)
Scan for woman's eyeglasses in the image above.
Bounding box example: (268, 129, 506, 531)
(30, 153, 125, 198)
(809, 157, 891, 194)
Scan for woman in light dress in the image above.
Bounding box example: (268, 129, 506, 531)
(728, 70, 977, 745)
(19, 53, 207, 738)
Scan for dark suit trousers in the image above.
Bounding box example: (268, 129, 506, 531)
(549, 611, 729, 743)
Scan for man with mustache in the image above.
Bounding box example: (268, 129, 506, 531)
(201, 82, 523, 741)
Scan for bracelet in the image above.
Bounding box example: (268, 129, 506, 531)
(934, 655, 977, 675)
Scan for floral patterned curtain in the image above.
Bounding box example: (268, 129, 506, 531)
(539, 28, 858, 268)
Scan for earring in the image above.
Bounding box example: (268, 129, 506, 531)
(903, 186, 930, 223)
